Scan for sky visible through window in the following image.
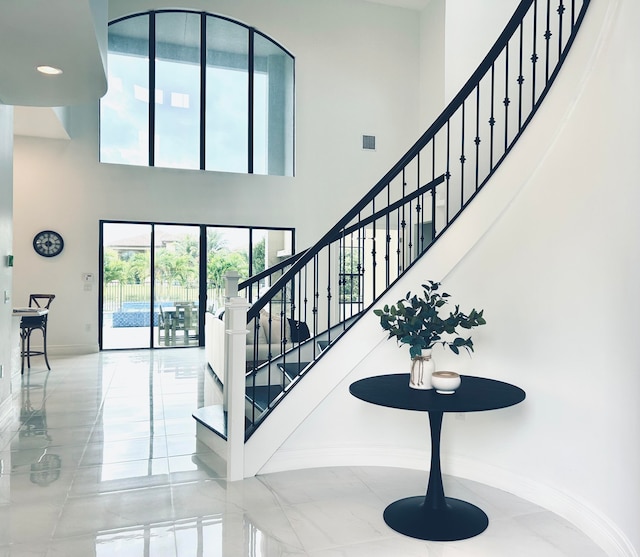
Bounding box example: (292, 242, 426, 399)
(99, 12, 293, 176)
(101, 53, 268, 172)
(101, 53, 149, 166)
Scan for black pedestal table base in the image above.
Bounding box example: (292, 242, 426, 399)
(383, 496, 489, 541)
(349, 374, 525, 542)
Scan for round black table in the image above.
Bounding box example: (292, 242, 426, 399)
(349, 373, 525, 541)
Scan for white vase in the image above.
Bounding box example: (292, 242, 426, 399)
(409, 349, 435, 390)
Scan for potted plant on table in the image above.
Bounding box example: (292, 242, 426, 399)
(373, 281, 486, 390)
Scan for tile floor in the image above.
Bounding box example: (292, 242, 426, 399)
(0, 349, 607, 556)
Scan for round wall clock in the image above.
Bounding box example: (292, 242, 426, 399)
(33, 230, 64, 257)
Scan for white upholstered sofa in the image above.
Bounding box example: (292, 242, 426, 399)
(205, 309, 309, 383)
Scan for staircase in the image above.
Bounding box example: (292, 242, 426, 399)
(193, 0, 591, 477)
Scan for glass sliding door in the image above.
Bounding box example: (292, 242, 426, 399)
(101, 222, 201, 349)
(251, 228, 293, 300)
(205, 227, 249, 313)
(204, 227, 293, 310)
(101, 222, 153, 349)
(101, 221, 294, 350)
(154, 224, 200, 347)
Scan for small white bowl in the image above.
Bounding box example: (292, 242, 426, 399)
(431, 371, 461, 394)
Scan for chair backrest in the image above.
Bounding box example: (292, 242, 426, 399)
(29, 294, 55, 309)
(175, 302, 196, 328)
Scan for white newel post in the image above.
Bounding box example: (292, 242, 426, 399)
(223, 271, 248, 481)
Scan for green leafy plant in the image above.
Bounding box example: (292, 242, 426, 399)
(373, 281, 486, 358)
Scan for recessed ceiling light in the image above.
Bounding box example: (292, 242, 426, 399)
(36, 65, 63, 76)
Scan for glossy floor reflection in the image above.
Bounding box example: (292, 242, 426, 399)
(0, 349, 606, 556)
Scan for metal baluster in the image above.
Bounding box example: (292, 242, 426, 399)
(350, 230, 357, 321)
(326, 242, 332, 342)
(313, 253, 319, 349)
(446, 119, 451, 224)
(414, 191, 421, 261)
(489, 63, 496, 171)
(408, 180, 416, 263)
(432, 138, 437, 235)
(475, 84, 481, 191)
(395, 196, 400, 279)
(338, 233, 345, 323)
(360, 220, 367, 315)
(545, 0, 552, 84)
(279, 293, 286, 398)
(460, 100, 466, 203)
(504, 43, 510, 152)
(558, 0, 564, 59)
(250, 313, 258, 425)
(296, 266, 303, 366)
(343, 231, 348, 322)
(417, 154, 425, 256)
(400, 170, 406, 273)
(532, 0, 538, 110)
(518, 22, 524, 130)
(385, 186, 391, 288)
(371, 198, 377, 300)
(261, 300, 272, 413)
(355, 222, 363, 313)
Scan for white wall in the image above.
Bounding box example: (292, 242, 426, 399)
(419, 0, 445, 126)
(258, 0, 640, 555)
(12, 0, 422, 354)
(0, 107, 14, 424)
(444, 0, 520, 102)
(440, 2, 639, 553)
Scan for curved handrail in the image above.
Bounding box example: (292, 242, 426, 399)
(239, 174, 443, 295)
(243, 0, 591, 434)
(246, 0, 590, 321)
(238, 250, 307, 293)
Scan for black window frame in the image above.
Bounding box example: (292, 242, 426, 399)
(100, 10, 295, 176)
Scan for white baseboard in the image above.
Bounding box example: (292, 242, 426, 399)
(259, 446, 429, 475)
(444, 455, 637, 557)
(21, 343, 99, 356)
(259, 447, 636, 557)
(48, 344, 99, 356)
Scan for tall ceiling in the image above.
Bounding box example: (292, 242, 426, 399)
(0, 0, 107, 108)
(2, 0, 429, 136)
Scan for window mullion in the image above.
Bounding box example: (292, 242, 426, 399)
(102, 11, 293, 176)
(149, 12, 156, 167)
(248, 28, 254, 174)
(200, 13, 206, 170)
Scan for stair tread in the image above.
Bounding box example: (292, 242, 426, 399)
(246, 384, 284, 410)
(277, 361, 310, 379)
(192, 405, 227, 439)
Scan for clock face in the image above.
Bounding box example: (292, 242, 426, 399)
(33, 230, 64, 257)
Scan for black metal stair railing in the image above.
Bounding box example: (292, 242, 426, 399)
(240, 0, 590, 437)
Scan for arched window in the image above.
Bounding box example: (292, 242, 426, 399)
(100, 11, 294, 176)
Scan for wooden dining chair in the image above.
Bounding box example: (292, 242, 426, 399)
(158, 305, 176, 346)
(174, 302, 198, 345)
